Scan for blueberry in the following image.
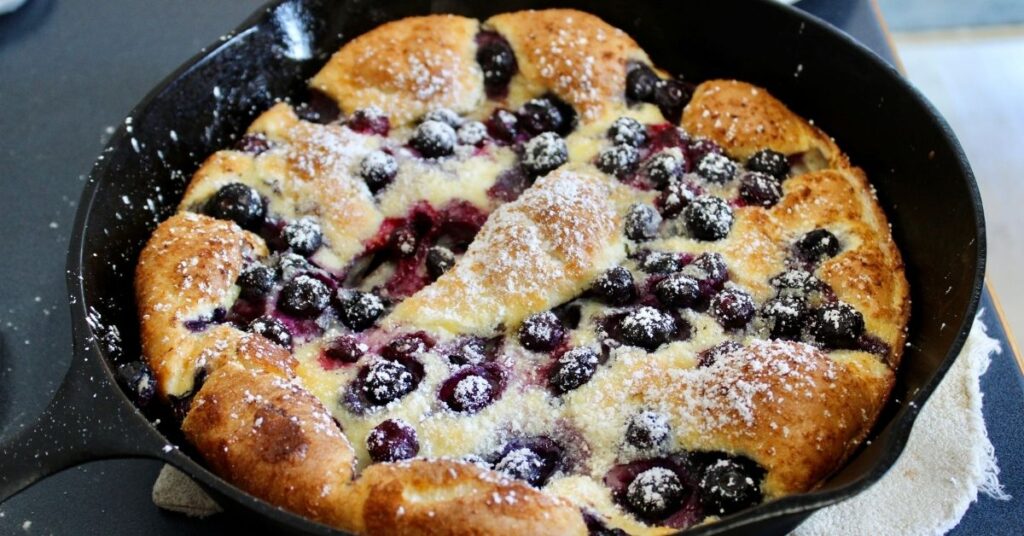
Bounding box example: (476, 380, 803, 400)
(381, 332, 434, 361)
(323, 334, 366, 363)
(625, 411, 670, 450)
(347, 106, 390, 136)
(770, 269, 825, 300)
(277, 275, 330, 318)
(655, 273, 700, 309)
(360, 150, 398, 193)
(116, 361, 156, 407)
(653, 79, 691, 123)
(626, 467, 685, 520)
(591, 266, 637, 305)
(446, 336, 494, 366)
(597, 144, 641, 179)
(477, 32, 517, 90)
(276, 252, 312, 281)
(738, 171, 783, 208)
(426, 246, 456, 280)
(519, 96, 574, 135)
(746, 149, 790, 180)
(423, 108, 463, 127)
(682, 252, 730, 291)
(390, 227, 418, 257)
(762, 295, 806, 340)
(625, 63, 658, 102)
(795, 229, 841, 263)
(806, 301, 864, 348)
(624, 203, 662, 241)
(608, 117, 647, 147)
(337, 289, 385, 331)
(639, 251, 683, 275)
(445, 374, 494, 413)
(697, 341, 742, 368)
(683, 195, 734, 241)
(457, 121, 488, 146)
(644, 151, 684, 187)
(696, 152, 738, 184)
(361, 358, 415, 406)
(494, 447, 550, 486)
(550, 347, 600, 394)
(518, 311, 566, 352)
(411, 120, 457, 158)
(698, 458, 763, 516)
(619, 306, 676, 351)
(659, 178, 700, 218)
(710, 287, 756, 329)
(237, 263, 276, 300)
(486, 108, 519, 143)
(234, 133, 271, 155)
(205, 183, 266, 230)
(366, 418, 419, 462)
(282, 217, 323, 256)
(247, 316, 293, 349)
(522, 132, 568, 176)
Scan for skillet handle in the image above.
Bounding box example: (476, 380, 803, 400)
(0, 354, 168, 503)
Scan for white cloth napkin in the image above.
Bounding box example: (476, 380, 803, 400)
(152, 314, 1009, 533)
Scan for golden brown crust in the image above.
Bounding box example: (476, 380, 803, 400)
(682, 80, 847, 167)
(311, 15, 483, 126)
(485, 9, 649, 122)
(135, 212, 267, 395)
(348, 460, 586, 535)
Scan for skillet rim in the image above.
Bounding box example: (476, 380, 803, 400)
(64, 0, 987, 534)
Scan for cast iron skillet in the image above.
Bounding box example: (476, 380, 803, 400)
(0, 0, 986, 534)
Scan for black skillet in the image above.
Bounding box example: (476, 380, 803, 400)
(0, 0, 986, 534)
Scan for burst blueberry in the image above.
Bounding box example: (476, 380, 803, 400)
(494, 447, 552, 486)
(116, 361, 156, 407)
(234, 133, 271, 155)
(697, 341, 742, 368)
(457, 121, 488, 146)
(206, 183, 266, 230)
(247, 316, 293, 349)
(519, 96, 573, 135)
(381, 332, 434, 361)
(277, 275, 330, 318)
(323, 334, 365, 363)
(347, 107, 390, 135)
(423, 108, 463, 127)
(639, 251, 683, 275)
(550, 347, 600, 394)
(659, 178, 700, 218)
(366, 418, 419, 462)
